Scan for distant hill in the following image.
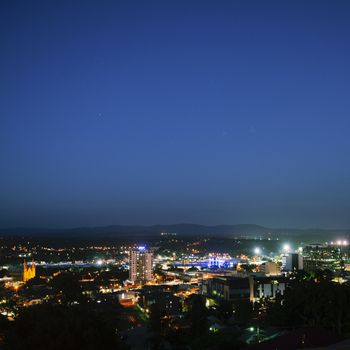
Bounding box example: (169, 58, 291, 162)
(0, 224, 349, 242)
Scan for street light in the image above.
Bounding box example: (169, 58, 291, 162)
(254, 247, 261, 255)
(282, 244, 290, 253)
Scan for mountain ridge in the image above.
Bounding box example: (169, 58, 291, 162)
(1, 224, 349, 238)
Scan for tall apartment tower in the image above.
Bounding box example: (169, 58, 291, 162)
(129, 247, 153, 283)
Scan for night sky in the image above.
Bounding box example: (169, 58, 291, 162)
(1, 1, 350, 229)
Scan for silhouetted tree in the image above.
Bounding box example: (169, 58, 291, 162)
(264, 276, 350, 335)
(0, 269, 10, 278)
(149, 302, 161, 333)
(188, 295, 208, 337)
(50, 272, 84, 303)
(217, 299, 234, 323)
(4, 304, 126, 350)
(234, 299, 253, 326)
(0, 314, 10, 332)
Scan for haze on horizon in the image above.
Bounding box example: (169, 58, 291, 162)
(1, 1, 350, 230)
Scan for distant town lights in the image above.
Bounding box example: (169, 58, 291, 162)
(331, 240, 348, 246)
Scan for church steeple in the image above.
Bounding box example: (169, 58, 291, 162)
(23, 258, 36, 283)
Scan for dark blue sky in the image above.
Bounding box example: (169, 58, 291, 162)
(1, 1, 350, 229)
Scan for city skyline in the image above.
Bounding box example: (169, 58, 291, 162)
(1, 2, 350, 349)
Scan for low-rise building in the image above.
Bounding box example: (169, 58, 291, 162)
(260, 262, 281, 276)
(202, 275, 289, 302)
(201, 276, 254, 301)
(140, 289, 181, 315)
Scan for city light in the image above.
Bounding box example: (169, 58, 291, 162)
(333, 240, 348, 246)
(282, 244, 290, 253)
(3, 5, 350, 349)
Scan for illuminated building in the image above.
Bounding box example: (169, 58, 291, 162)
(208, 255, 226, 268)
(129, 247, 153, 283)
(207, 253, 239, 269)
(23, 259, 36, 283)
(118, 291, 138, 306)
(253, 276, 288, 300)
(303, 243, 348, 272)
(202, 275, 289, 302)
(202, 276, 254, 301)
(283, 253, 303, 272)
(140, 288, 181, 315)
(260, 261, 281, 276)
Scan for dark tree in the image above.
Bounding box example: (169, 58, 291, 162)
(234, 299, 253, 326)
(216, 299, 234, 323)
(264, 276, 350, 335)
(149, 302, 161, 333)
(4, 304, 126, 350)
(50, 272, 84, 303)
(188, 295, 208, 337)
(0, 314, 10, 332)
(0, 269, 10, 278)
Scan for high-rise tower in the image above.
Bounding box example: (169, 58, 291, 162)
(129, 247, 153, 283)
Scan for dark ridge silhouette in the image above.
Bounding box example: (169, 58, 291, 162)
(0, 224, 349, 240)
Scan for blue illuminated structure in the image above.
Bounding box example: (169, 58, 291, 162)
(208, 256, 225, 268)
(174, 257, 242, 269)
